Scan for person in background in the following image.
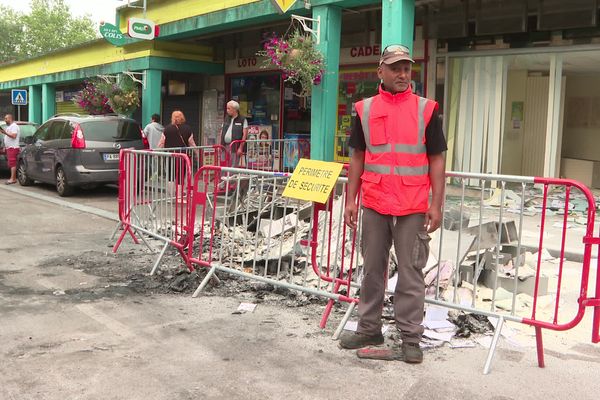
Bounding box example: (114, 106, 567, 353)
(143, 113, 164, 149)
(220, 100, 248, 166)
(157, 110, 197, 149)
(1, 114, 20, 185)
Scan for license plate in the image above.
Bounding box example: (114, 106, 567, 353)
(103, 153, 120, 161)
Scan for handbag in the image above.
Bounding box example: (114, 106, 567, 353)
(175, 124, 187, 147)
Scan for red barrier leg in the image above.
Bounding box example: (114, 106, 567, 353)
(320, 300, 335, 329)
(535, 327, 545, 368)
(175, 245, 195, 273)
(126, 226, 140, 244)
(593, 306, 600, 343)
(112, 229, 127, 253)
(112, 225, 139, 253)
(320, 281, 341, 329)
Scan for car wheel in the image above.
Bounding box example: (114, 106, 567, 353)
(17, 161, 33, 186)
(56, 166, 74, 197)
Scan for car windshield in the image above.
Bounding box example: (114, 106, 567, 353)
(19, 125, 38, 138)
(80, 120, 142, 142)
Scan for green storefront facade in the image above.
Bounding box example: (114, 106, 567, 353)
(0, 0, 420, 162)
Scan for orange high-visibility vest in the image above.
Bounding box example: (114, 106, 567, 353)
(355, 85, 438, 216)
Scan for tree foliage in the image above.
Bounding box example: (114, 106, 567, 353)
(0, 0, 97, 64)
(0, 5, 25, 64)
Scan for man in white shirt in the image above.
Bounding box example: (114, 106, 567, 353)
(1, 114, 20, 184)
(143, 113, 164, 149)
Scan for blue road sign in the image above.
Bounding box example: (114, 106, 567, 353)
(11, 89, 27, 106)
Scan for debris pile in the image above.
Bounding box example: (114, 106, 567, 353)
(183, 182, 362, 290)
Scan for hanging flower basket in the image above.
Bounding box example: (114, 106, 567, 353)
(257, 30, 325, 96)
(73, 79, 113, 115)
(97, 74, 140, 116)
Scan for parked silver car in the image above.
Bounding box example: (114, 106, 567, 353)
(17, 114, 149, 196)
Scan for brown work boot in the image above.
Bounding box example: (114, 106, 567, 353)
(339, 331, 384, 349)
(401, 342, 423, 364)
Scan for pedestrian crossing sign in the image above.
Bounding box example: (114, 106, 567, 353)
(11, 89, 27, 106)
(271, 0, 296, 13)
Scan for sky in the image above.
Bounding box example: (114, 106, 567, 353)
(0, 0, 125, 25)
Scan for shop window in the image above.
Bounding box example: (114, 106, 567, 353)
(282, 81, 311, 165)
(335, 63, 425, 162)
(168, 80, 186, 96)
(230, 73, 282, 140)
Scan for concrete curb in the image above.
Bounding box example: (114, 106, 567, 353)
(0, 184, 119, 222)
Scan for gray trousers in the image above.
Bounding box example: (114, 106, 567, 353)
(357, 207, 430, 344)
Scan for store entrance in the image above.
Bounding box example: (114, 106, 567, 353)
(230, 73, 282, 141)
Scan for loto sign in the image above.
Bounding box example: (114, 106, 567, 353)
(225, 56, 269, 73)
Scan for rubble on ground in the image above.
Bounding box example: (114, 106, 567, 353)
(125, 176, 593, 353)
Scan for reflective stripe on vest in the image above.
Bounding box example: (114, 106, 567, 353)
(361, 96, 429, 176)
(364, 164, 429, 175)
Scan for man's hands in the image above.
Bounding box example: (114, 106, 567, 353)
(424, 206, 442, 233)
(344, 202, 358, 229)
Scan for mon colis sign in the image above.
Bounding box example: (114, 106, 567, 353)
(99, 22, 132, 46)
(100, 18, 159, 47)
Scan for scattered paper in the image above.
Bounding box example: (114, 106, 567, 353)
(423, 329, 455, 343)
(449, 339, 476, 348)
(552, 222, 573, 229)
(421, 339, 445, 349)
(474, 335, 493, 349)
(424, 260, 455, 288)
(425, 305, 450, 321)
(259, 214, 298, 238)
(484, 188, 522, 208)
(423, 320, 456, 330)
(236, 302, 257, 313)
(386, 274, 398, 292)
(480, 287, 513, 302)
(538, 248, 555, 261)
(344, 320, 358, 331)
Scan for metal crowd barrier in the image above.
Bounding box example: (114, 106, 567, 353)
(187, 165, 357, 304)
(185, 165, 600, 374)
(159, 145, 228, 175)
(110, 150, 600, 373)
(112, 149, 193, 274)
(314, 171, 600, 374)
(228, 138, 310, 172)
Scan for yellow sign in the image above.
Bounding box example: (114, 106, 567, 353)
(283, 158, 344, 204)
(270, 0, 297, 13)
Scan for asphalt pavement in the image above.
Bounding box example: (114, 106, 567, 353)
(1, 173, 600, 399)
